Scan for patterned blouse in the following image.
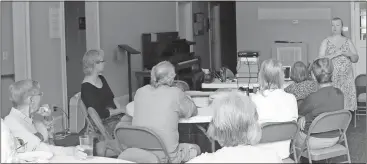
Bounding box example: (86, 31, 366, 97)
(284, 80, 319, 100)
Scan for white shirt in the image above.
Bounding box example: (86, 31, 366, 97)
(187, 145, 282, 163)
(4, 108, 73, 156)
(251, 89, 298, 159)
(1, 119, 18, 163)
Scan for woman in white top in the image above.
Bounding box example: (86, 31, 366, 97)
(251, 59, 298, 159)
(188, 91, 282, 163)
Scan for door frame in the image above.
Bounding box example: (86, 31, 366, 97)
(350, 0, 366, 77)
(59, 1, 101, 128)
(60, 2, 68, 129)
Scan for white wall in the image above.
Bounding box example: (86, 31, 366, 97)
(29, 2, 64, 111)
(236, 2, 351, 63)
(1, 2, 15, 117)
(98, 2, 177, 97)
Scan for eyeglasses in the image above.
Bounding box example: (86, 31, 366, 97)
(96, 60, 105, 64)
(35, 92, 43, 97)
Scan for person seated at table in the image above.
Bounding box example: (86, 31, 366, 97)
(132, 61, 201, 163)
(188, 91, 282, 163)
(250, 59, 298, 159)
(1, 118, 19, 163)
(4, 80, 87, 158)
(284, 61, 318, 104)
(81, 49, 119, 119)
(81, 49, 132, 134)
(295, 58, 343, 160)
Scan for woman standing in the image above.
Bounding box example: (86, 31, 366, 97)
(318, 17, 359, 111)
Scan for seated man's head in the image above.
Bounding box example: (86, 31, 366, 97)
(311, 58, 333, 85)
(291, 61, 309, 83)
(150, 61, 176, 88)
(207, 91, 261, 147)
(259, 59, 284, 91)
(82, 49, 105, 76)
(9, 80, 43, 115)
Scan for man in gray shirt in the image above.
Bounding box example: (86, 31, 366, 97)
(133, 61, 201, 163)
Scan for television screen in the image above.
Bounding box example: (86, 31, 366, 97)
(283, 66, 291, 81)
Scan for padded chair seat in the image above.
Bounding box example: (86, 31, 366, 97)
(358, 93, 366, 102)
(302, 144, 348, 161)
(118, 148, 160, 163)
(282, 157, 295, 163)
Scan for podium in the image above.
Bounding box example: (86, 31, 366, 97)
(118, 44, 141, 102)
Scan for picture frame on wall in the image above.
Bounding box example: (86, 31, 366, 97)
(193, 12, 205, 36)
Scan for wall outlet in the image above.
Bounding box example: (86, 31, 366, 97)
(2, 51, 9, 60)
(292, 20, 299, 24)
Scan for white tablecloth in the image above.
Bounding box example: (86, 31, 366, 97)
(202, 79, 260, 89)
(49, 156, 134, 163)
(202, 79, 294, 89)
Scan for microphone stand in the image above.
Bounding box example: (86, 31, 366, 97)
(52, 106, 71, 138)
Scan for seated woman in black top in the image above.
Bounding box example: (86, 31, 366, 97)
(81, 49, 116, 119)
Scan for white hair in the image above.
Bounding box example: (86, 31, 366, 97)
(9, 79, 41, 108)
(150, 61, 176, 88)
(207, 91, 262, 147)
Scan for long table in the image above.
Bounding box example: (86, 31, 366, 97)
(202, 78, 294, 89)
(202, 79, 260, 89)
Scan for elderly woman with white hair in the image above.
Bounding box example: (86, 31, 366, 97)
(4, 79, 87, 159)
(132, 61, 200, 163)
(188, 91, 282, 163)
(250, 59, 298, 160)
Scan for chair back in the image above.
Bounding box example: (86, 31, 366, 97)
(308, 110, 351, 135)
(69, 92, 96, 134)
(173, 80, 190, 91)
(260, 121, 298, 143)
(114, 124, 171, 163)
(77, 93, 97, 134)
(355, 74, 367, 96)
(87, 107, 113, 140)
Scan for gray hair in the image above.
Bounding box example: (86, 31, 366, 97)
(207, 91, 261, 147)
(150, 61, 176, 88)
(258, 59, 284, 92)
(82, 49, 105, 76)
(9, 79, 41, 108)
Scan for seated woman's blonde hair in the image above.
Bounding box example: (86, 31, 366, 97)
(258, 59, 284, 91)
(207, 91, 261, 147)
(82, 49, 105, 76)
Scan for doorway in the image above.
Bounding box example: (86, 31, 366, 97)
(180, 2, 237, 72)
(64, 1, 86, 100)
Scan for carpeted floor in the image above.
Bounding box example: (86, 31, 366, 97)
(299, 116, 366, 163)
(330, 116, 366, 163)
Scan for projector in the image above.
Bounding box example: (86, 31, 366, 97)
(237, 51, 259, 58)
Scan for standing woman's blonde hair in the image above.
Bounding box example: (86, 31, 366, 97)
(82, 49, 105, 76)
(258, 59, 284, 92)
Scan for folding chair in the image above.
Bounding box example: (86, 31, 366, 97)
(354, 74, 366, 127)
(114, 124, 171, 163)
(259, 121, 299, 163)
(88, 107, 122, 157)
(300, 110, 352, 163)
